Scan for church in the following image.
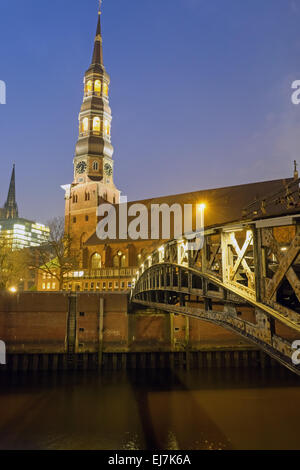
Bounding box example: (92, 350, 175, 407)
(54, 6, 291, 294)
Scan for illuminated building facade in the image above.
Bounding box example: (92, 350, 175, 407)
(0, 219, 50, 250)
(0, 166, 50, 250)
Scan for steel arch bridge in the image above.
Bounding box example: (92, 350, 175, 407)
(131, 213, 300, 375)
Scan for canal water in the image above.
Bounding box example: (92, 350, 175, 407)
(0, 368, 300, 450)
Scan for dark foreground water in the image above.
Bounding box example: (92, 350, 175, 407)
(0, 367, 300, 450)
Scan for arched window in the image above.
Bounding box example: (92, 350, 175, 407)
(82, 118, 89, 133)
(93, 116, 100, 134)
(86, 80, 93, 94)
(103, 83, 108, 96)
(94, 80, 101, 95)
(91, 253, 102, 270)
(121, 255, 126, 268)
(113, 255, 120, 268)
(93, 161, 99, 171)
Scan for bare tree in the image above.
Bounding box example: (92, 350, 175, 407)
(0, 241, 29, 291)
(29, 217, 79, 290)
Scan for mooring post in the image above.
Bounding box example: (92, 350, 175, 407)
(98, 297, 104, 371)
(185, 316, 190, 370)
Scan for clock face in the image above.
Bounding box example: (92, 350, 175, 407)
(76, 161, 87, 174)
(104, 163, 113, 177)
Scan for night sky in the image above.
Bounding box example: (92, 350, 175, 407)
(0, 0, 300, 223)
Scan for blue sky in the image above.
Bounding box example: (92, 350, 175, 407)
(0, 0, 300, 223)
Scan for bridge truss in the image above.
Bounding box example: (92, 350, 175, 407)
(131, 213, 300, 375)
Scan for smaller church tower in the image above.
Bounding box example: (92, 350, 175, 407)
(1, 165, 18, 220)
(64, 4, 120, 250)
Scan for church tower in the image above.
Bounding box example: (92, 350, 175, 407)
(64, 4, 120, 249)
(1, 165, 18, 220)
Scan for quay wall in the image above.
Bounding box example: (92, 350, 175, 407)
(0, 292, 277, 371)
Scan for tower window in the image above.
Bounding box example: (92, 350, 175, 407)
(82, 117, 89, 133)
(73, 217, 77, 223)
(93, 161, 99, 171)
(103, 83, 108, 96)
(94, 80, 101, 95)
(93, 116, 101, 134)
(85, 215, 89, 222)
(85, 192, 90, 201)
(86, 80, 93, 94)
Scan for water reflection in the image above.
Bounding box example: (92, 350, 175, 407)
(0, 367, 300, 450)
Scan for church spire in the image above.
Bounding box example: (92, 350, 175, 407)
(74, 2, 114, 186)
(91, 2, 104, 68)
(4, 164, 18, 219)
